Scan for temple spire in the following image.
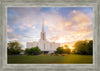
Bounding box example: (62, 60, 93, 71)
(42, 18, 44, 32)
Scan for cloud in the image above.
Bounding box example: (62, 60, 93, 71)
(7, 7, 42, 31)
(42, 10, 93, 44)
(7, 32, 22, 40)
(69, 10, 92, 30)
(65, 21, 72, 26)
(48, 36, 59, 42)
(7, 7, 93, 48)
(7, 25, 13, 32)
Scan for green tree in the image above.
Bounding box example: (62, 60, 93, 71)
(24, 48, 32, 55)
(73, 40, 93, 55)
(55, 47, 63, 54)
(55, 45, 71, 54)
(7, 41, 23, 55)
(25, 46, 42, 55)
(87, 40, 93, 55)
(63, 45, 71, 54)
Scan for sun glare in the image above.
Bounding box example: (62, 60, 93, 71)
(69, 46, 74, 49)
(63, 47, 66, 49)
(56, 37, 66, 43)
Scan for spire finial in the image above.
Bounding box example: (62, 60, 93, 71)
(42, 18, 44, 32)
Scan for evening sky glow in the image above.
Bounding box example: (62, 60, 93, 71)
(7, 7, 93, 48)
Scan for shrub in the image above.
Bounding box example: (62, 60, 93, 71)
(25, 46, 42, 55)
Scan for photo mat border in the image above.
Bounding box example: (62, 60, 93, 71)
(0, 0, 100, 71)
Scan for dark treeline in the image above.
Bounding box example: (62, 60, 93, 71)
(7, 40, 93, 55)
(73, 40, 93, 55)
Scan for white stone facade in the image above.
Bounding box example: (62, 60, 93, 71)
(26, 19, 60, 53)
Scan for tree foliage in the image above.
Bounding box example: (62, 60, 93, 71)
(25, 46, 42, 55)
(55, 47, 63, 54)
(63, 45, 71, 54)
(55, 45, 71, 54)
(7, 41, 23, 55)
(73, 40, 93, 55)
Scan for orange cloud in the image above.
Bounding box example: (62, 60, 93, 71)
(49, 27, 53, 31)
(40, 10, 93, 47)
(72, 10, 77, 13)
(48, 36, 59, 42)
(65, 21, 72, 26)
(70, 10, 92, 29)
(7, 26, 13, 32)
(7, 29, 12, 32)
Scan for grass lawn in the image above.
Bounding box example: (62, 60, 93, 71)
(8, 54, 93, 64)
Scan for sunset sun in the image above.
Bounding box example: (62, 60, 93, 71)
(69, 46, 74, 50)
(56, 37, 66, 43)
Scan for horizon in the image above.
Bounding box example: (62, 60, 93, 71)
(7, 7, 93, 49)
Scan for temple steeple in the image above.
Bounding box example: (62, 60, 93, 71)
(41, 18, 46, 40)
(42, 18, 44, 32)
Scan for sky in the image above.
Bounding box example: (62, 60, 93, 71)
(7, 7, 93, 49)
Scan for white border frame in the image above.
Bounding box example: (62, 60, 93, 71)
(0, 0, 99, 71)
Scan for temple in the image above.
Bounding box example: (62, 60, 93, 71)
(26, 19, 60, 54)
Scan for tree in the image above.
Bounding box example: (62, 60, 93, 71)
(7, 41, 23, 55)
(24, 48, 31, 55)
(87, 40, 93, 55)
(25, 46, 42, 55)
(55, 47, 63, 54)
(55, 45, 71, 54)
(73, 40, 93, 55)
(63, 45, 71, 54)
